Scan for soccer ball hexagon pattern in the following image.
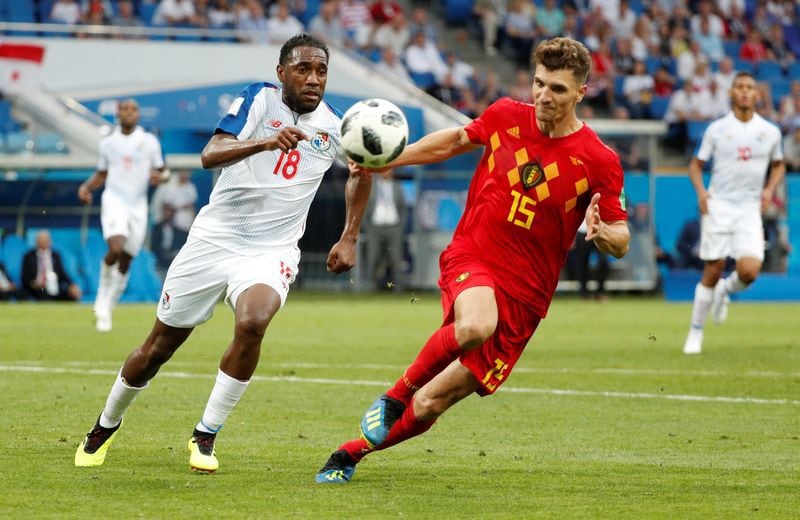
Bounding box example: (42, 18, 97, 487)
(340, 98, 409, 168)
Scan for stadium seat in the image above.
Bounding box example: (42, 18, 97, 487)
(34, 132, 68, 154)
(722, 40, 741, 58)
(687, 120, 710, 144)
(409, 71, 437, 90)
(649, 95, 671, 120)
(732, 58, 755, 74)
(788, 62, 800, 80)
(122, 249, 162, 302)
(756, 60, 783, 81)
(444, 0, 473, 26)
(1, 131, 34, 154)
(26, 227, 83, 257)
(770, 78, 791, 110)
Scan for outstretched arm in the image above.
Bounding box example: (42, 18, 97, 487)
(327, 161, 373, 274)
(200, 128, 309, 170)
(584, 193, 630, 258)
(386, 127, 481, 168)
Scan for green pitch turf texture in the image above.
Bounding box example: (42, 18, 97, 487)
(1, 294, 797, 519)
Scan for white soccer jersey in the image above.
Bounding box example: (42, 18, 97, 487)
(189, 83, 343, 253)
(97, 126, 165, 209)
(696, 112, 783, 204)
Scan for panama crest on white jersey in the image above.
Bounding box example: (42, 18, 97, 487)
(696, 112, 783, 204)
(189, 82, 343, 253)
(97, 126, 165, 209)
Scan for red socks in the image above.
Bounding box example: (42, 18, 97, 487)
(386, 323, 462, 405)
(338, 399, 436, 462)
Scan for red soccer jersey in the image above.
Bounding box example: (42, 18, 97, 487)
(454, 97, 627, 317)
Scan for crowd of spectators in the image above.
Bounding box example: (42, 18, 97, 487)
(30, 0, 800, 165)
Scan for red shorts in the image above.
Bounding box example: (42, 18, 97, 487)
(438, 246, 542, 396)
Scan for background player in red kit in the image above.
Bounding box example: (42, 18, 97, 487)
(316, 37, 631, 483)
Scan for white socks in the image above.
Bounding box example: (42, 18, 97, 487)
(109, 269, 130, 310)
(690, 283, 714, 329)
(99, 370, 148, 428)
(94, 261, 114, 315)
(195, 369, 250, 434)
(724, 272, 748, 294)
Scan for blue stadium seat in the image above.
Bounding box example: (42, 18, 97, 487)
(732, 58, 755, 74)
(770, 78, 791, 109)
(26, 227, 83, 257)
(57, 248, 85, 291)
(687, 120, 710, 144)
(138, 2, 158, 24)
(649, 95, 671, 120)
(1, 131, 33, 153)
(787, 62, 800, 80)
(7, 0, 35, 22)
(34, 132, 68, 154)
(722, 40, 741, 58)
(756, 60, 783, 81)
(444, 0, 473, 26)
(409, 71, 437, 89)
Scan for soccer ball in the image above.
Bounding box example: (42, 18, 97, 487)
(340, 98, 409, 168)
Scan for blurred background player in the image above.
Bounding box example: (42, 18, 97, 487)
(316, 37, 630, 484)
(683, 72, 785, 355)
(74, 34, 372, 474)
(77, 99, 167, 332)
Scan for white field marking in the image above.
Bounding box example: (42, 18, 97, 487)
(1, 365, 798, 406)
(37, 360, 800, 379)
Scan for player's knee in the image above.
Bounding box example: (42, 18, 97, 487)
(234, 315, 269, 342)
(738, 269, 758, 285)
(455, 318, 496, 349)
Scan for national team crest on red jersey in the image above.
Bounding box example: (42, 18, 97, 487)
(311, 132, 330, 151)
(521, 162, 545, 189)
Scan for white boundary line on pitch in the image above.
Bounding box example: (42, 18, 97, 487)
(14, 360, 800, 379)
(1, 364, 797, 406)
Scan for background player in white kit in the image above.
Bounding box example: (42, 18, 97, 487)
(683, 72, 785, 355)
(75, 34, 372, 472)
(78, 99, 167, 332)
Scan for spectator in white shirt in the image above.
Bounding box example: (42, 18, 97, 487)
(309, 1, 347, 47)
(50, 0, 81, 24)
(152, 0, 201, 27)
(265, 3, 305, 44)
(372, 11, 411, 56)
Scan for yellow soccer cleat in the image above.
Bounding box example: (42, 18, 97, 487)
(188, 429, 218, 473)
(75, 418, 122, 467)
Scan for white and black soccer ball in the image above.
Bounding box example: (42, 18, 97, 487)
(340, 98, 409, 168)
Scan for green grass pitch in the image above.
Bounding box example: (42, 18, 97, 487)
(1, 294, 798, 518)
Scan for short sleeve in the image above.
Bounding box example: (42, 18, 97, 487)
(96, 138, 108, 172)
(695, 122, 716, 162)
(148, 134, 165, 169)
(215, 83, 271, 140)
(464, 98, 513, 145)
(769, 126, 784, 162)
(594, 151, 628, 222)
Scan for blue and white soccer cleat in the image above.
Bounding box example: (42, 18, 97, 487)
(359, 394, 406, 447)
(314, 450, 357, 484)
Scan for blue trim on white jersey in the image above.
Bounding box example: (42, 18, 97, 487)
(215, 82, 277, 136)
(323, 101, 343, 120)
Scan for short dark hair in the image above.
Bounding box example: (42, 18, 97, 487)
(532, 37, 591, 85)
(732, 71, 756, 84)
(279, 33, 329, 66)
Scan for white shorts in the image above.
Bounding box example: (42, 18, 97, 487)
(100, 195, 147, 257)
(699, 198, 764, 262)
(156, 235, 300, 328)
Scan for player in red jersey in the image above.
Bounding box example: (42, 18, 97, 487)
(316, 37, 631, 483)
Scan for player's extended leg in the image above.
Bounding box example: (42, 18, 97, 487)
(188, 284, 282, 473)
(75, 320, 194, 466)
(316, 360, 480, 484)
(361, 286, 497, 447)
(108, 251, 133, 310)
(683, 259, 725, 354)
(710, 256, 762, 325)
(94, 235, 127, 332)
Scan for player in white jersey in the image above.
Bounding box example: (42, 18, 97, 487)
(683, 72, 785, 355)
(78, 99, 167, 332)
(75, 34, 373, 472)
